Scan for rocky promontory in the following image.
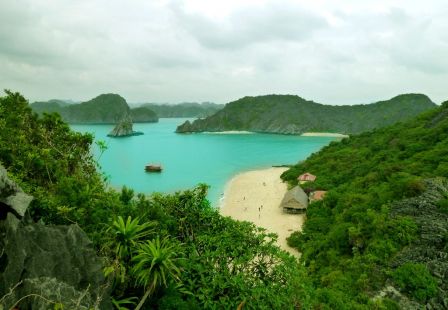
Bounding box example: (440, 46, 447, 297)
(107, 115, 144, 137)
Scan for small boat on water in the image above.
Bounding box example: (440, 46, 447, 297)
(145, 164, 162, 172)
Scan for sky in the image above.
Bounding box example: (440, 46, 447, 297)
(1, 0, 447, 105)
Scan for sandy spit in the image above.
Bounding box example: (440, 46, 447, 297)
(301, 132, 349, 138)
(203, 131, 254, 134)
(219, 167, 304, 258)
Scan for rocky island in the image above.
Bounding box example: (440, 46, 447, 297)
(107, 115, 144, 137)
(31, 93, 159, 124)
(176, 94, 436, 135)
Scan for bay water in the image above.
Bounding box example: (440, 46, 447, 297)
(72, 119, 336, 206)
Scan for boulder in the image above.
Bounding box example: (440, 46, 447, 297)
(0, 164, 33, 218)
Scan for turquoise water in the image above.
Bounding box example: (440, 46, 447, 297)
(72, 119, 336, 206)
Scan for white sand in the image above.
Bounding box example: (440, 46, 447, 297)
(219, 167, 304, 258)
(301, 132, 349, 138)
(203, 131, 253, 134)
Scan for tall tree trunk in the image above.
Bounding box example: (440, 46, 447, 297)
(135, 284, 154, 310)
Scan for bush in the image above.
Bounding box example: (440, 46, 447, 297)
(437, 199, 448, 214)
(286, 231, 302, 249)
(392, 263, 437, 302)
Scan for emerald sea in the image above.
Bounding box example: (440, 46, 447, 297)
(72, 118, 336, 206)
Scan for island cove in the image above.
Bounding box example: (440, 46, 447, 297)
(71, 119, 339, 205)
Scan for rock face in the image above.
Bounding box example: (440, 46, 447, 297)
(107, 115, 144, 137)
(0, 165, 33, 219)
(0, 165, 111, 309)
(386, 178, 448, 309)
(176, 94, 436, 135)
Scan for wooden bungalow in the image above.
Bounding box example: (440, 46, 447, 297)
(281, 186, 309, 214)
(309, 190, 327, 202)
(297, 172, 316, 184)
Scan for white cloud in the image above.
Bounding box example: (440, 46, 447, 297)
(0, 0, 447, 104)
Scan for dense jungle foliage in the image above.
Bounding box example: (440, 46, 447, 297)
(0, 90, 309, 309)
(282, 102, 448, 308)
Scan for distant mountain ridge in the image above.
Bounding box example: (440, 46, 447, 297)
(31, 94, 158, 124)
(176, 94, 437, 135)
(141, 102, 222, 118)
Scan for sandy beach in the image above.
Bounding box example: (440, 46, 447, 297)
(219, 167, 305, 258)
(203, 131, 253, 134)
(301, 132, 349, 138)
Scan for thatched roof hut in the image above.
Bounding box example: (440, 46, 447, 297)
(281, 186, 309, 214)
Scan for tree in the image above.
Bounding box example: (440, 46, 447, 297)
(106, 216, 155, 261)
(132, 237, 183, 310)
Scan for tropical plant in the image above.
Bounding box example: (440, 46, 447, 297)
(103, 216, 156, 287)
(106, 216, 155, 261)
(111, 296, 138, 310)
(132, 237, 183, 310)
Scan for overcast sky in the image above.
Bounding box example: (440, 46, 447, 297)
(1, 0, 447, 105)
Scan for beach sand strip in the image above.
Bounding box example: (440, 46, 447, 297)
(219, 167, 304, 258)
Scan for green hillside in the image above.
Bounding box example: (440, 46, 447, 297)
(281, 102, 448, 308)
(129, 106, 158, 123)
(142, 102, 222, 118)
(31, 94, 158, 123)
(176, 94, 436, 134)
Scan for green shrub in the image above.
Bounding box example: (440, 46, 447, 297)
(286, 231, 302, 249)
(437, 199, 448, 214)
(392, 263, 437, 302)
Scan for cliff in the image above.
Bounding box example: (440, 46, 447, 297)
(176, 94, 436, 135)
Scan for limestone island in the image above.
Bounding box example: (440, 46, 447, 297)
(107, 115, 143, 137)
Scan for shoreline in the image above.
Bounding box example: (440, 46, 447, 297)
(203, 131, 253, 134)
(219, 167, 304, 258)
(301, 132, 349, 138)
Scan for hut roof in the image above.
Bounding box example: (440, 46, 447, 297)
(281, 186, 309, 210)
(310, 190, 327, 201)
(298, 172, 316, 182)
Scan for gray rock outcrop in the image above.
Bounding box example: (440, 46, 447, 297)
(107, 115, 143, 137)
(0, 165, 33, 218)
(0, 164, 111, 309)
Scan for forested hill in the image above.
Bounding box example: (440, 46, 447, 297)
(31, 94, 158, 123)
(141, 102, 222, 118)
(281, 101, 448, 308)
(176, 94, 436, 134)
